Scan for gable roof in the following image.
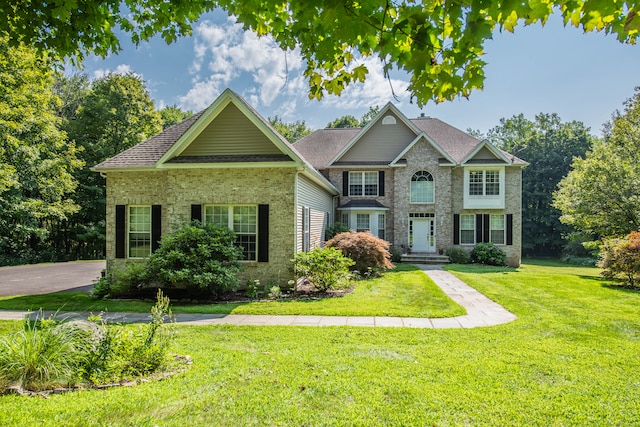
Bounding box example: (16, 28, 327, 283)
(295, 114, 526, 169)
(92, 89, 338, 194)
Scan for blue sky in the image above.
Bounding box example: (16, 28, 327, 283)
(77, 9, 640, 135)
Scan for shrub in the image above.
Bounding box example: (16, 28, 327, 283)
(598, 231, 640, 287)
(325, 222, 349, 241)
(145, 221, 243, 298)
(445, 246, 471, 264)
(326, 231, 395, 273)
(292, 247, 354, 292)
(389, 246, 403, 264)
(471, 242, 507, 266)
(95, 261, 149, 299)
(268, 285, 282, 299)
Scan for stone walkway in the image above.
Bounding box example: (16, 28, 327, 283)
(0, 266, 516, 329)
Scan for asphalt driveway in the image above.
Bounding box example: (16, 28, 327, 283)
(0, 261, 105, 297)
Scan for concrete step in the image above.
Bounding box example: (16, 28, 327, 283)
(400, 253, 450, 264)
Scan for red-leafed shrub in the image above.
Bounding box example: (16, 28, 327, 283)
(326, 231, 395, 273)
(598, 231, 640, 287)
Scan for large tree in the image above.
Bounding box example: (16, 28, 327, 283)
(554, 89, 640, 238)
(487, 114, 594, 256)
(62, 72, 163, 258)
(159, 104, 193, 129)
(0, 38, 83, 264)
(2, 2, 638, 105)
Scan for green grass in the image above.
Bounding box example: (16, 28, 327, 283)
(0, 260, 639, 426)
(0, 264, 464, 318)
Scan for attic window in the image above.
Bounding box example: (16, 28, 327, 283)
(382, 116, 396, 125)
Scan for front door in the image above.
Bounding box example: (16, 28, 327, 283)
(410, 218, 436, 252)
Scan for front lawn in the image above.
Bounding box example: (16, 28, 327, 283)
(0, 260, 638, 426)
(0, 264, 464, 318)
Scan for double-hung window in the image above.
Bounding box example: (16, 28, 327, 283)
(490, 214, 505, 244)
(460, 214, 475, 245)
(349, 171, 378, 196)
(128, 206, 152, 258)
(378, 214, 386, 240)
(356, 213, 370, 232)
(204, 205, 257, 261)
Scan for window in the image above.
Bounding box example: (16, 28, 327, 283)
(460, 214, 475, 245)
(468, 170, 500, 196)
(341, 213, 349, 228)
(204, 205, 257, 261)
(128, 206, 151, 258)
(356, 213, 370, 232)
(378, 214, 386, 240)
(490, 214, 505, 244)
(349, 171, 378, 196)
(410, 171, 434, 203)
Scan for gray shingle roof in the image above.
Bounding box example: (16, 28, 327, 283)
(293, 128, 360, 169)
(93, 111, 204, 169)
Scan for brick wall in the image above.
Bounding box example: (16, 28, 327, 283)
(105, 167, 298, 286)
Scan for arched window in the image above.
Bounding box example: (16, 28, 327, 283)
(410, 171, 434, 203)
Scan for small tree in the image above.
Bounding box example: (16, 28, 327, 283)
(145, 222, 243, 297)
(326, 231, 394, 273)
(292, 247, 354, 292)
(598, 231, 640, 287)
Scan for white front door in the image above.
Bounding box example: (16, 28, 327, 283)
(410, 218, 436, 252)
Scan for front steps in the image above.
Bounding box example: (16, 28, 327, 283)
(400, 253, 450, 264)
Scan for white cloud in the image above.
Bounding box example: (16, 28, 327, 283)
(92, 64, 140, 80)
(179, 18, 304, 111)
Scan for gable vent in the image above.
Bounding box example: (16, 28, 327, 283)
(382, 116, 396, 125)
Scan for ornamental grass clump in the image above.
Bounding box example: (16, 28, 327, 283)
(326, 231, 394, 273)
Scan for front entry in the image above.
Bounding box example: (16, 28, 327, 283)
(409, 217, 436, 252)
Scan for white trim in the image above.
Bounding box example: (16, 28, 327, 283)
(463, 167, 505, 209)
(127, 205, 152, 259)
(461, 139, 511, 165)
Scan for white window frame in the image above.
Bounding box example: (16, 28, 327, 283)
(128, 205, 152, 258)
(410, 171, 435, 203)
(349, 171, 378, 197)
(463, 167, 505, 209)
(378, 213, 386, 240)
(460, 214, 475, 245)
(356, 213, 370, 232)
(204, 204, 258, 261)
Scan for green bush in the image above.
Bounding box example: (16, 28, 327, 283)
(292, 247, 354, 292)
(325, 222, 350, 241)
(93, 262, 149, 299)
(471, 242, 507, 266)
(598, 231, 640, 287)
(326, 231, 394, 273)
(389, 246, 403, 263)
(445, 246, 471, 264)
(145, 221, 243, 298)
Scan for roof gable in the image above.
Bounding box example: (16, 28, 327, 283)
(390, 133, 456, 166)
(159, 89, 297, 165)
(462, 140, 511, 165)
(329, 103, 421, 165)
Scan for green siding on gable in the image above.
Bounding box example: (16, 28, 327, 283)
(178, 103, 282, 157)
(338, 111, 417, 163)
(471, 146, 502, 161)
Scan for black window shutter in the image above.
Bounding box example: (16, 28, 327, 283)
(191, 204, 202, 222)
(483, 214, 491, 243)
(342, 171, 349, 195)
(453, 214, 460, 245)
(378, 171, 385, 196)
(475, 214, 483, 244)
(258, 204, 269, 262)
(152, 205, 162, 252)
(115, 205, 126, 259)
(506, 214, 513, 246)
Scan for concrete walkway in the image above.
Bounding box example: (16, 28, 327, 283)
(0, 266, 516, 329)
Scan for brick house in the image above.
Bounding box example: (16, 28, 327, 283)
(94, 89, 526, 286)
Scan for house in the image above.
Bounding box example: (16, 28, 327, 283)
(93, 89, 526, 287)
(294, 104, 527, 267)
